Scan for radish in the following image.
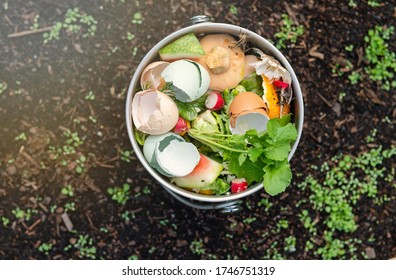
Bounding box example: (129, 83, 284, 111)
(273, 79, 289, 89)
(173, 117, 190, 136)
(205, 91, 225, 110)
(231, 178, 248, 193)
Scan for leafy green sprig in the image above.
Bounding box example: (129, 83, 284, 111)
(188, 114, 297, 195)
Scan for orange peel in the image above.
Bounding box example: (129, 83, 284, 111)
(261, 75, 290, 119)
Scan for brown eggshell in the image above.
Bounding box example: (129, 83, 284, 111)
(140, 61, 169, 89)
(229, 91, 268, 118)
(230, 108, 269, 128)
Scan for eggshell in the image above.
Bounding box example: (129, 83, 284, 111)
(143, 132, 200, 177)
(228, 91, 269, 135)
(140, 61, 169, 89)
(161, 59, 210, 102)
(244, 55, 259, 78)
(230, 110, 269, 135)
(132, 89, 179, 135)
(229, 91, 268, 117)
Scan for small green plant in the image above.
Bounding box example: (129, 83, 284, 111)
(107, 183, 131, 205)
(14, 132, 27, 141)
(61, 185, 74, 197)
(364, 25, 396, 90)
(1, 216, 10, 226)
(12, 207, 25, 219)
(190, 239, 206, 255)
(30, 15, 40, 30)
(299, 145, 395, 236)
(38, 243, 53, 255)
(284, 236, 297, 253)
(277, 219, 289, 231)
(121, 210, 135, 221)
(258, 198, 273, 211)
(368, 0, 381, 7)
(243, 217, 257, 224)
(65, 234, 96, 259)
(348, 71, 361, 85)
(345, 44, 354, 52)
(132, 12, 142, 24)
(317, 231, 346, 259)
(85, 91, 95, 100)
(275, 14, 304, 49)
(128, 255, 139, 260)
(75, 155, 86, 174)
(0, 81, 7, 95)
(126, 32, 135, 41)
(338, 92, 346, 101)
(365, 128, 377, 143)
(43, 8, 97, 43)
(65, 202, 76, 212)
(142, 185, 151, 195)
(120, 149, 134, 163)
(229, 5, 238, 15)
(348, 0, 357, 7)
(299, 209, 317, 235)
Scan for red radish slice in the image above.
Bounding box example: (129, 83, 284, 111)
(273, 80, 289, 89)
(205, 91, 225, 111)
(173, 117, 190, 136)
(231, 178, 248, 193)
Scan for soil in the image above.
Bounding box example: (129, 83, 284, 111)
(0, 0, 395, 260)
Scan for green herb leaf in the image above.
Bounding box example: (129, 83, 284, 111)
(228, 153, 265, 184)
(263, 160, 292, 195)
(264, 141, 291, 161)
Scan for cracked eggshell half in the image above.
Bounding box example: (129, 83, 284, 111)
(160, 59, 210, 102)
(143, 132, 200, 177)
(132, 89, 179, 135)
(228, 91, 270, 135)
(140, 61, 169, 89)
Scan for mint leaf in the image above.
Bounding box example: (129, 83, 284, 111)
(263, 160, 292, 195)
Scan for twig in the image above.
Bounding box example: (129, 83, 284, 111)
(8, 26, 53, 38)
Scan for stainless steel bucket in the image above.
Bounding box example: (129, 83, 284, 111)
(126, 16, 304, 211)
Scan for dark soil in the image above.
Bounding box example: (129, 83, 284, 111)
(0, 0, 395, 260)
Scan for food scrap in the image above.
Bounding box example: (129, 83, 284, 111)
(131, 32, 297, 196)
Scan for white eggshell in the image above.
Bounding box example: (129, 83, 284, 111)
(143, 132, 199, 177)
(157, 141, 200, 177)
(132, 89, 179, 135)
(140, 61, 169, 89)
(229, 112, 269, 135)
(161, 59, 210, 102)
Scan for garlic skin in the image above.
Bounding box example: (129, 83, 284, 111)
(251, 48, 291, 85)
(132, 89, 179, 135)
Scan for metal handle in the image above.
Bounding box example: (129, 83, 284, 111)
(164, 187, 242, 212)
(190, 15, 213, 25)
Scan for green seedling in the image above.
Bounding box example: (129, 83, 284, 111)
(61, 185, 74, 197)
(107, 183, 131, 205)
(275, 14, 304, 49)
(190, 239, 205, 255)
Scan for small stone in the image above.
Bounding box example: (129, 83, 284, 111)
(365, 247, 376, 259)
